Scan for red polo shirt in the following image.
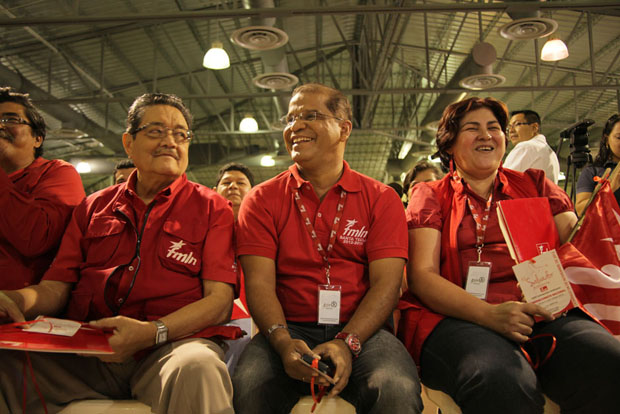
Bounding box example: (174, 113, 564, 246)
(236, 161, 408, 323)
(0, 157, 85, 289)
(43, 172, 237, 322)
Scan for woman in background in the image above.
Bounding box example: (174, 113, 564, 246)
(575, 113, 620, 216)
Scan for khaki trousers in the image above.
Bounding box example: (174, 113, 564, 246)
(0, 338, 234, 414)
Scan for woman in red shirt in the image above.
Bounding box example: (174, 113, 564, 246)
(399, 97, 620, 413)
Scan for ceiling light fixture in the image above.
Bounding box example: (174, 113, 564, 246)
(203, 41, 230, 70)
(541, 38, 569, 61)
(76, 161, 91, 174)
(239, 114, 259, 132)
(260, 155, 275, 167)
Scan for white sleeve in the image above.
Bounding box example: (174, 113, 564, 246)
(503, 143, 533, 172)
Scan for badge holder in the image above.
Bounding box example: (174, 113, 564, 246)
(317, 284, 341, 325)
(465, 261, 492, 300)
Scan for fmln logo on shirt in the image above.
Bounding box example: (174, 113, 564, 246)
(166, 240, 197, 265)
(339, 219, 368, 246)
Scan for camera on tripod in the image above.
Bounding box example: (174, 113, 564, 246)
(560, 118, 594, 169)
(559, 118, 595, 202)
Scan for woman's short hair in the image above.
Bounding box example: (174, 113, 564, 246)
(593, 113, 620, 167)
(435, 97, 509, 169)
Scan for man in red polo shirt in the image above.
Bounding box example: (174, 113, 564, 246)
(233, 83, 422, 414)
(0, 87, 85, 290)
(0, 93, 237, 414)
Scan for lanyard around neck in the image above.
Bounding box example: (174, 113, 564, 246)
(293, 188, 347, 285)
(466, 191, 493, 262)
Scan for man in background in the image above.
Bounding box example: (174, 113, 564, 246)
(215, 162, 255, 374)
(113, 158, 136, 184)
(504, 109, 560, 183)
(0, 86, 85, 290)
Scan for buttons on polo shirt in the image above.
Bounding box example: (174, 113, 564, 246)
(317, 213, 322, 217)
(128, 265, 134, 271)
(118, 298, 124, 305)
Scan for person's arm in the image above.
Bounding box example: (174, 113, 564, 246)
(408, 227, 553, 343)
(554, 211, 578, 244)
(0, 280, 72, 323)
(312, 256, 404, 396)
(0, 162, 85, 257)
(575, 192, 592, 217)
(90, 279, 234, 362)
(239, 255, 322, 384)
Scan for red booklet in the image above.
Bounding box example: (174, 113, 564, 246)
(0, 318, 113, 354)
(496, 197, 560, 264)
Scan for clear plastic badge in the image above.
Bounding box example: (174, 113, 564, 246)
(317, 284, 341, 325)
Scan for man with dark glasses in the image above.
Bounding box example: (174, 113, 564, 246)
(0, 87, 85, 290)
(0, 93, 237, 414)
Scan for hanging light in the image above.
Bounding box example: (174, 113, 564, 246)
(75, 161, 91, 174)
(239, 114, 259, 132)
(260, 155, 275, 167)
(203, 41, 230, 69)
(541, 38, 569, 61)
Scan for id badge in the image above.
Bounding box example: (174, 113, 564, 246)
(465, 261, 492, 300)
(317, 284, 341, 325)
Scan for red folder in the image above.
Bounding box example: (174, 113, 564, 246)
(496, 197, 560, 263)
(0, 321, 113, 354)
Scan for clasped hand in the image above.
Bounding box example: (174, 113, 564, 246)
(281, 338, 353, 397)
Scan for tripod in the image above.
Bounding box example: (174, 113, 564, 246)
(563, 151, 592, 204)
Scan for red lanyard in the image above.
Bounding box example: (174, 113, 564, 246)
(293, 188, 347, 285)
(466, 192, 493, 262)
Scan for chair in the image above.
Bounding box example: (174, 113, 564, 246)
(423, 386, 560, 414)
(59, 395, 356, 414)
(58, 399, 151, 413)
(290, 395, 356, 414)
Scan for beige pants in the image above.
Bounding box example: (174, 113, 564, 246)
(0, 338, 234, 414)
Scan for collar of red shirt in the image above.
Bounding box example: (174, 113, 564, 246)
(123, 171, 188, 203)
(7, 156, 46, 181)
(287, 160, 362, 193)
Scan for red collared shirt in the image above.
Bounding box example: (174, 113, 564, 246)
(237, 161, 408, 323)
(43, 172, 237, 322)
(0, 157, 85, 289)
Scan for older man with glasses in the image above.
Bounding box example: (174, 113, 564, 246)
(503, 109, 560, 184)
(0, 87, 85, 290)
(0, 93, 238, 414)
(233, 83, 422, 414)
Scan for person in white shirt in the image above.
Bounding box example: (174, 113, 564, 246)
(504, 110, 560, 183)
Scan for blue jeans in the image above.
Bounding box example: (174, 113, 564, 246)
(420, 310, 620, 414)
(232, 323, 422, 414)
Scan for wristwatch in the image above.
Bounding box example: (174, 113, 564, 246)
(335, 332, 361, 357)
(152, 320, 168, 345)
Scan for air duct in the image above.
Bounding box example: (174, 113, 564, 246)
(499, 3, 558, 41)
(459, 42, 505, 90)
(236, 0, 297, 114)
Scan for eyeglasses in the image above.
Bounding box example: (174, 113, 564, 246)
(0, 117, 32, 127)
(133, 123, 193, 143)
(506, 121, 533, 131)
(279, 111, 344, 128)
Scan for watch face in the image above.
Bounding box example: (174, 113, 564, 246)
(346, 335, 361, 355)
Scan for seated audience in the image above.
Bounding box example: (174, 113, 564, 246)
(575, 113, 620, 215)
(0, 93, 237, 414)
(402, 160, 442, 203)
(0, 87, 85, 290)
(504, 109, 560, 184)
(233, 83, 422, 414)
(398, 97, 620, 413)
(113, 158, 136, 184)
(214, 162, 255, 374)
